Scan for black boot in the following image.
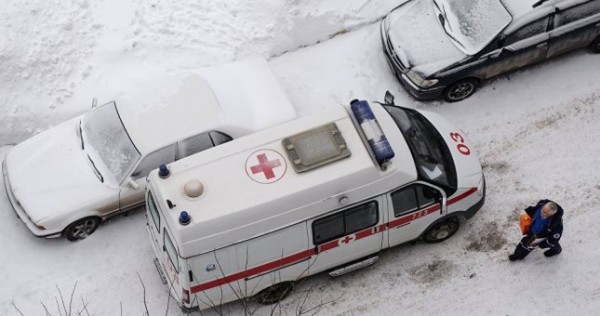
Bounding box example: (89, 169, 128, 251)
(544, 249, 559, 257)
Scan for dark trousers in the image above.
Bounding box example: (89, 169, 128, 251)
(511, 235, 562, 259)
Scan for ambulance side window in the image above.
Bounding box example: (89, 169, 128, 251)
(392, 185, 440, 217)
(312, 201, 378, 245)
(147, 191, 160, 232)
(392, 187, 419, 217)
(163, 229, 179, 271)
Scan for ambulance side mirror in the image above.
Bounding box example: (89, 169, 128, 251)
(384, 91, 395, 105)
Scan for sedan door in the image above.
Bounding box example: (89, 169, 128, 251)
(547, 1, 600, 59)
(118, 144, 177, 213)
(481, 16, 552, 79)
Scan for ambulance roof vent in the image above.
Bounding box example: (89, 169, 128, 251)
(183, 179, 204, 198)
(350, 100, 395, 169)
(283, 123, 351, 173)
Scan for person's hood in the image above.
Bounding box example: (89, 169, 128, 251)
(384, 0, 466, 77)
(4, 117, 115, 224)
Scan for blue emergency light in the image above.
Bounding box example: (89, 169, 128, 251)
(350, 100, 395, 167)
(159, 164, 170, 178)
(179, 211, 191, 225)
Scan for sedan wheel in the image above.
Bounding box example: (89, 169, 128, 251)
(592, 37, 600, 53)
(443, 79, 478, 102)
(423, 217, 459, 243)
(64, 217, 101, 241)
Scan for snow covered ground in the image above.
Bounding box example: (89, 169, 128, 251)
(1, 0, 600, 315)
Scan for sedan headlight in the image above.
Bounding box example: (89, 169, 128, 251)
(406, 70, 439, 89)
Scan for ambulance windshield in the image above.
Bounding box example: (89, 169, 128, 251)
(383, 105, 457, 191)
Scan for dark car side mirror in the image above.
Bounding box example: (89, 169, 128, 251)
(384, 91, 395, 105)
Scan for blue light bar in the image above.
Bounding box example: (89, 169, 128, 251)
(350, 100, 395, 167)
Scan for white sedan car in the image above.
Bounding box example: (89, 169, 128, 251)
(2, 58, 297, 241)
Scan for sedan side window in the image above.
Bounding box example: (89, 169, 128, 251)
(555, 2, 600, 27)
(504, 17, 550, 46)
(131, 144, 176, 179)
(176, 131, 233, 160)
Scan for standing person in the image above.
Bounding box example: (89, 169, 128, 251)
(509, 199, 564, 261)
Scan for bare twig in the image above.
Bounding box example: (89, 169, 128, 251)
(68, 282, 78, 316)
(40, 301, 52, 316)
(10, 301, 25, 316)
(137, 272, 150, 316)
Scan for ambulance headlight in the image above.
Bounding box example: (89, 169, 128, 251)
(477, 175, 485, 197)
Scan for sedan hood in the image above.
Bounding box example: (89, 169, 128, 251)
(385, 0, 466, 77)
(4, 118, 114, 223)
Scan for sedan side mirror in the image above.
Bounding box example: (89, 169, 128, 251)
(384, 91, 395, 105)
(126, 178, 140, 190)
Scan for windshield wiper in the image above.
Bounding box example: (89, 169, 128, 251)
(78, 120, 85, 150)
(87, 155, 104, 183)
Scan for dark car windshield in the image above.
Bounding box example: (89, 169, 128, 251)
(433, 0, 511, 55)
(383, 105, 457, 192)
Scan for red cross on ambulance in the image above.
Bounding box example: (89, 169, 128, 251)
(245, 149, 287, 184)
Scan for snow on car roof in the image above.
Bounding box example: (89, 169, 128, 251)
(116, 59, 297, 154)
(501, 0, 589, 19)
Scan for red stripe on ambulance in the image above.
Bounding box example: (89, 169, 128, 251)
(190, 187, 477, 294)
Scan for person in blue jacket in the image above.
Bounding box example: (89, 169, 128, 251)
(509, 199, 564, 261)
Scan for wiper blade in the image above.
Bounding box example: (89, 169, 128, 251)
(78, 120, 85, 150)
(87, 155, 104, 183)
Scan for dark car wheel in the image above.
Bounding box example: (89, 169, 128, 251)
(422, 217, 459, 243)
(591, 36, 600, 53)
(64, 217, 101, 241)
(253, 282, 294, 305)
(443, 79, 478, 102)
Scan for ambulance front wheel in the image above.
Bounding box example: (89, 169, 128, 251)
(422, 217, 459, 243)
(253, 282, 294, 305)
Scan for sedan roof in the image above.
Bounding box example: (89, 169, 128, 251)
(116, 58, 297, 154)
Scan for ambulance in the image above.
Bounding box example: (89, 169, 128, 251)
(145, 93, 485, 310)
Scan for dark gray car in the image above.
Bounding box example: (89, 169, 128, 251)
(381, 0, 600, 102)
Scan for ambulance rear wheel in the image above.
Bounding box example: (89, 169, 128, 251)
(253, 282, 294, 305)
(422, 217, 459, 243)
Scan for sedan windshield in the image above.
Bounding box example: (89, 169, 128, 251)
(81, 102, 141, 185)
(433, 0, 511, 55)
(384, 105, 457, 191)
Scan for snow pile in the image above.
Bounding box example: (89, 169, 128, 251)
(0, 0, 400, 145)
(2, 0, 600, 315)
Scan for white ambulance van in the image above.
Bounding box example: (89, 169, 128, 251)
(145, 93, 485, 310)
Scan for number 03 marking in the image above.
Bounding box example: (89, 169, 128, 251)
(450, 132, 471, 156)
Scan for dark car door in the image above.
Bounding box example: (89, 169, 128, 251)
(547, 1, 600, 59)
(479, 15, 552, 79)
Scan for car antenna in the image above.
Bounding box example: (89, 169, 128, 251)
(532, 0, 549, 8)
(91, 97, 98, 109)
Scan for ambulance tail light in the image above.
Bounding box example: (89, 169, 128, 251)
(182, 288, 190, 304)
(350, 100, 395, 168)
